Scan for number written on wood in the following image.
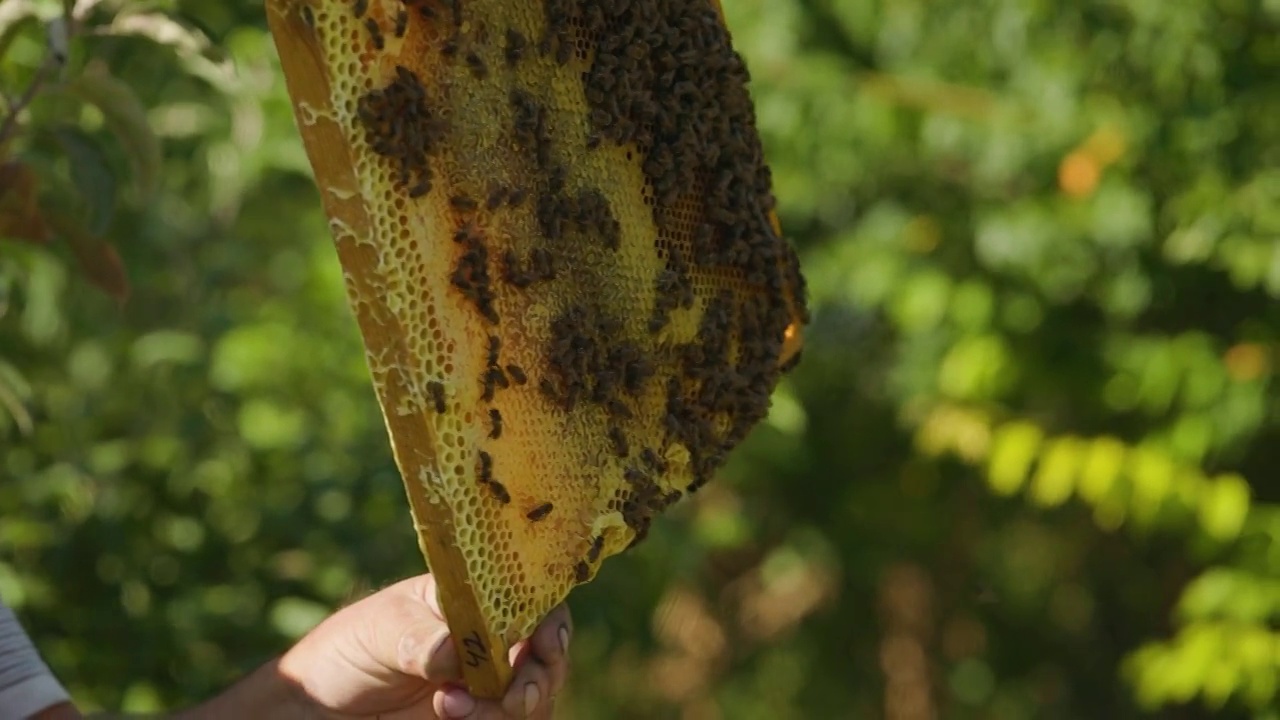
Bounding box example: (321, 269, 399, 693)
(461, 630, 490, 668)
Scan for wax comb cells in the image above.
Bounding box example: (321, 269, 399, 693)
(266, 0, 806, 689)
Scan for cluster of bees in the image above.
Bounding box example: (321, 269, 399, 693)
(648, 245, 696, 333)
(554, 0, 807, 494)
(476, 450, 510, 504)
(356, 65, 444, 199)
(533, 186, 622, 250)
(568, 0, 808, 299)
(540, 304, 653, 417)
(499, 247, 556, 288)
(539, 0, 579, 65)
(509, 89, 553, 169)
(616, 461, 683, 548)
(447, 205, 501, 325)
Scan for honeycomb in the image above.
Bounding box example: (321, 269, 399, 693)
(265, 0, 807, 696)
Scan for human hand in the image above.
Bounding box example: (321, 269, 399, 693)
(274, 573, 571, 719)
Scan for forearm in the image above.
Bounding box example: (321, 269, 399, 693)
(166, 658, 314, 720)
(29, 660, 313, 720)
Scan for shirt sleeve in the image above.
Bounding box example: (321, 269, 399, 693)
(0, 597, 71, 720)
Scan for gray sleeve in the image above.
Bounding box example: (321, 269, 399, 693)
(0, 597, 71, 720)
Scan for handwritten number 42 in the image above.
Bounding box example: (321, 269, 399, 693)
(462, 630, 490, 668)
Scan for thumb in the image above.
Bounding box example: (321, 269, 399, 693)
(397, 624, 462, 683)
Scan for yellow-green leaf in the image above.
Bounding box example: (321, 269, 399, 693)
(1198, 474, 1252, 542)
(1029, 436, 1084, 508)
(986, 421, 1043, 496)
(1078, 436, 1127, 503)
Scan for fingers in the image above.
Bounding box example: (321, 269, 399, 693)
(432, 686, 478, 719)
(526, 603, 571, 694)
(415, 584, 572, 719)
(429, 651, 561, 719)
(501, 655, 551, 719)
(435, 659, 551, 719)
(397, 624, 461, 683)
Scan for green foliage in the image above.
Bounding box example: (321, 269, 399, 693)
(2, 0, 1278, 718)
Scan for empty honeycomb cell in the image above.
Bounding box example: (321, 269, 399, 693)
(268, 0, 805, 696)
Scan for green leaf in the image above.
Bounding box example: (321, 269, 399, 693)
(0, 6, 41, 65)
(1077, 436, 1127, 503)
(1199, 474, 1252, 542)
(986, 421, 1044, 496)
(52, 125, 117, 235)
(0, 359, 33, 437)
(63, 60, 161, 199)
(1030, 436, 1084, 508)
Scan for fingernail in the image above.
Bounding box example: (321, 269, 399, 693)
(558, 624, 570, 654)
(422, 629, 458, 679)
(523, 681, 541, 717)
(442, 687, 476, 718)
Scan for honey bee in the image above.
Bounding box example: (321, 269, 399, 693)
(465, 51, 488, 79)
(408, 178, 431, 198)
(526, 502, 553, 521)
(487, 480, 511, 504)
(504, 29, 526, 66)
(641, 447, 667, 473)
(606, 398, 633, 420)
(573, 561, 590, 582)
(354, 0, 368, 19)
(427, 381, 446, 413)
(505, 364, 527, 385)
(607, 426, 629, 458)
(486, 186, 507, 210)
(586, 535, 604, 562)
(365, 18, 384, 50)
(488, 408, 503, 439)
(393, 8, 408, 37)
(488, 366, 510, 390)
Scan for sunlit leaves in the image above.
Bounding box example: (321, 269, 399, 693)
(1198, 475, 1253, 543)
(1177, 568, 1280, 625)
(923, 407, 1255, 545)
(1126, 622, 1279, 712)
(987, 421, 1043, 497)
(937, 334, 1015, 401)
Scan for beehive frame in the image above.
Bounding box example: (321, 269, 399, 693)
(266, 0, 806, 698)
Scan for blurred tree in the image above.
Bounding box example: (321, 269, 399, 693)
(1, 0, 1277, 718)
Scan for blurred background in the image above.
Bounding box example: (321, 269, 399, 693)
(1, 0, 1278, 717)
